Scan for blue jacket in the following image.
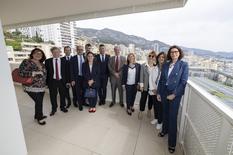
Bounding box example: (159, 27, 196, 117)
(82, 62, 100, 89)
(157, 60, 189, 97)
(121, 63, 141, 85)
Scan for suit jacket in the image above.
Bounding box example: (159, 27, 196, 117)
(95, 54, 110, 78)
(108, 55, 126, 79)
(82, 62, 100, 89)
(139, 63, 156, 91)
(45, 58, 67, 87)
(122, 63, 141, 85)
(61, 56, 72, 83)
(70, 54, 86, 81)
(157, 60, 189, 97)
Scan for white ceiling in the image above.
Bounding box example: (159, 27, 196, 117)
(0, 0, 187, 29)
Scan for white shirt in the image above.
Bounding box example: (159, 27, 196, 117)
(148, 65, 159, 95)
(127, 67, 136, 85)
(168, 63, 175, 77)
(89, 64, 93, 73)
(53, 58, 62, 80)
(66, 56, 71, 61)
(100, 54, 105, 62)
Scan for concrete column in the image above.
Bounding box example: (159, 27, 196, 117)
(0, 19, 27, 155)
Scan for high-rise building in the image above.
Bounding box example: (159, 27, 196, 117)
(17, 22, 77, 53)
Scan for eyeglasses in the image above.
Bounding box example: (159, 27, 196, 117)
(148, 55, 155, 58)
(170, 50, 179, 54)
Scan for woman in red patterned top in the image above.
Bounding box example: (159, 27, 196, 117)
(19, 48, 47, 125)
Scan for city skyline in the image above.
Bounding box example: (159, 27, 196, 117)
(76, 0, 233, 52)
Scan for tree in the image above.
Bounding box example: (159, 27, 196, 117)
(5, 39, 22, 51)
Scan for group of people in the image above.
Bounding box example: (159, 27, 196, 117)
(18, 43, 188, 153)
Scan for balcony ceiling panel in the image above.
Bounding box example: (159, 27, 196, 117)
(0, 0, 187, 29)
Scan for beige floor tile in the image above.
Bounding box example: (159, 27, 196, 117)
(24, 129, 93, 155)
(14, 85, 180, 155)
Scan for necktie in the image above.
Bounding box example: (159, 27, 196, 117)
(55, 59, 59, 80)
(115, 56, 119, 72)
(102, 54, 104, 62)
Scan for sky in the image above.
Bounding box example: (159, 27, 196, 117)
(76, 0, 233, 52)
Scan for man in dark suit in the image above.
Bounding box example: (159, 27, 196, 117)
(95, 44, 110, 105)
(70, 45, 86, 111)
(61, 46, 77, 108)
(108, 46, 126, 107)
(45, 47, 68, 116)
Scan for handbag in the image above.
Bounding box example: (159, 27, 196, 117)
(12, 68, 33, 85)
(84, 88, 97, 98)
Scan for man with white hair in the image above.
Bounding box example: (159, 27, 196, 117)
(108, 46, 126, 107)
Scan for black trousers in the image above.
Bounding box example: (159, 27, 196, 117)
(26, 91, 45, 119)
(125, 84, 137, 109)
(139, 91, 154, 111)
(75, 76, 85, 106)
(65, 85, 77, 105)
(48, 79, 66, 112)
(98, 76, 108, 102)
(154, 97, 163, 124)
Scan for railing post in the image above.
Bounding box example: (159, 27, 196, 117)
(178, 83, 191, 147)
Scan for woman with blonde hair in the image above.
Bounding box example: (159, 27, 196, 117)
(122, 53, 141, 115)
(138, 51, 157, 119)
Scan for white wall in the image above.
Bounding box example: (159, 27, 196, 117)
(0, 20, 27, 155)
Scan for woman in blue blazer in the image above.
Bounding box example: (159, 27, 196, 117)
(122, 53, 141, 115)
(82, 52, 100, 113)
(157, 45, 189, 153)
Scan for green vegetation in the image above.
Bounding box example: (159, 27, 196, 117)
(210, 90, 233, 100)
(4, 29, 44, 51)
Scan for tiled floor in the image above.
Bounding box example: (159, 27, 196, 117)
(15, 85, 183, 155)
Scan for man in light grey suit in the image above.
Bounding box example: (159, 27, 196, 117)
(108, 46, 126, 107)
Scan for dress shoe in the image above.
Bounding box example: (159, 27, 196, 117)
(168, 146, 175, 153)
(119, 103, 124, 107)
(126, 109, 132, 116)
(66, 103, 71, 109)
(37, 119, 46, 125)
(109, 102, 115, 107)
(158, 132, 166, 137)
(131, 107, 135, 112)
(50, 111, 56, 116)
(102, 100, 106, 105)
(73, 103, 78, 107)
(98, 101, 102, 106)
(61, 108, 68, 113)
(88, 108, 93, 113)
(79, 105, 83, 111)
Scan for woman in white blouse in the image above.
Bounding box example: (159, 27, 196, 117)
(138, 51, 157, 120)
(122, 53, 141, 115)
(150, 52, 166, 130)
